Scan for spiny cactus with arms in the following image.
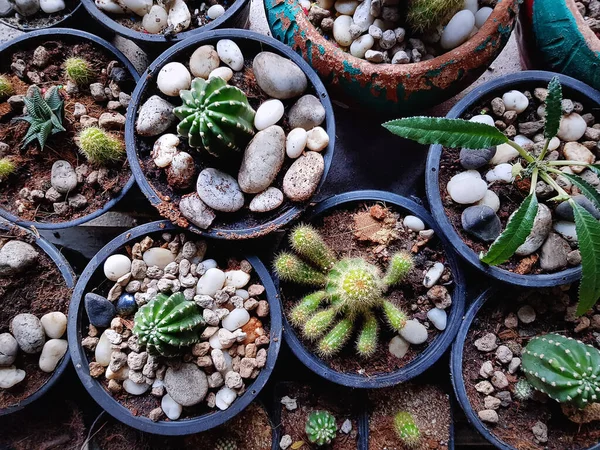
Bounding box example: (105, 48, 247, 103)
(275, 224, 413, 358)
(522, 334, 600, 409)
(18, 86, 65, 150)
(173, 77, 255, 157)
(394, 411, 421, 448)
(132, 292, 205, 356)
(305, 410, 337, 446)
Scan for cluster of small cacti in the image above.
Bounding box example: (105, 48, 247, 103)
(406, 0, 463, 32)
(132, 292, 206, 356)
(513, 378, 533, 402)
(77, 126, 125, 165)
(18, 86, 65, 150)
(522, 334, 600, 409)
(173, 77, 255, 157)
(275, 225, 412, 358)
(305, 410, 337, 446)
(215, 437, 238, 450)
(64, 57, 94, 85)
(0, 75, 14, 100)
(0, 158, 15, 182)
(394, 411, 421, 448)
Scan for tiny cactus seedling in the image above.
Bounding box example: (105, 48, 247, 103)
(513, 378, 533, 401)
(0, 158, 15, 181)
(0, 75, 14, 100)
(133, 292, 205, 356)
(18, 86, 65, 150)
(215, 437, 237, 450)
(406, 0, 463, 32)
(173, 77, 255, 157)
(275, 225, 412, 357)
(64, 57, 94, 85)
(306, 410, 337, 446)
(394, 411, 421, 448)
(522, 334, 600, 409)
(77, 126, 125, 165)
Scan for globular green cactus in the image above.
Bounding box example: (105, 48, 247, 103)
(173, 77, 255, 157)
(77, 127, 125, 165)
(406, 0, 463, 32)
(18, 86, 65, 150)
(64, 57, 94, 85)
(275, 225, 413, 358)
(522, 334, 600, 409)
(0, 75, 14, 100)
(133, 292, 205, 356)
(215, 437, 237, 450)
(394, 411, 421, 448)
(514, 379, 533, 401)
(0, 158, 15, 181)
(306, 411, 337, 446)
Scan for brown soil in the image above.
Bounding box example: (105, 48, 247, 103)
(0, 0, 78, 29)
(279, 383, 361, 450)
(368, 384, 451, 450)
(0, 40, 132, 224)
(463, 287, 600, 450)
(0, 229, 72, 410)
(280, 203, 454, 377)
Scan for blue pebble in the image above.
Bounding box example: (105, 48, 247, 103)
(84, 293, 116, 328)
(116, 293, 137, 316)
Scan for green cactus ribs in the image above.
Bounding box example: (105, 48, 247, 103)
(173, 77, 255, 157)
(132, 292, 206, 356)
(522, 334, 600, 409)
(394, 411, 421, 448)
(306, 410, 337, 446)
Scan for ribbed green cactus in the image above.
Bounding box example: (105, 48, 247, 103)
(306, 411, 337, 446)
(522, 334, 600, 409)
(0, 75, 14, 100)
(406, 0, 463, 32)
(394, 411, 421, 448)
(275, 225, 413, 358)
(133, 292, 205, 356)
(514, 379, 533, 401)
(173, 77, 255, 157)
(215, 437, 237, 450)
(18, 86, 65, 150)
(0, 158, 15, 181)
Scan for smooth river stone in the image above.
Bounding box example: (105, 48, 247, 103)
(558, 113, 587, 142)
(197, 168, 245, 212)
(283, 151, 325, 202)
(123, 379, 150, 395)
(288, 95, 326, 131)
(189, 45, 220, 79)
(446, 170, 487, 204)
(0, 240, 38, 276)
(209, 67, 233, 82)
(216, 39, 244, 71)
(225, 270, 251, 288)
(40, 312, 67, 339)
(0, 366, 26, 388)
(475, 7, 493, 28)
(335, 0, 358, 14)
(352, 0, 374, 32)
(440, 10, 475, 50)
(399, 319, 428, 345)
(333, 15, 354, 47)
(286, 128, 308, 158)
(197, 268, 226, 296)
(253, 52, 308, 99)
(179, 194, 216, 230)
(238, 126, 285, 194)
(39, 339, 68, 373)
(470, 114, 495, 127)
(104, 254, 132, 281)
(515, 203, 552, 256)
(142, 5, 168, 33)
(95, 331, 112, 367)
(490, 143, 519, 165)
(222, 308, 251, 331)
(136, 95, 176, 137)
(254, 99, 285, 131)
(157, 62, 191, 97)
(249, 187, 284, 212)
(40, 0, 65, 13)
(162, 394, 183, 420)
(11, 314, 45, 354)
(164, 363, 208, 406)
(143, 247, 175, 270)
(0, 333, 18, 366)
(502, 90, 529, 114)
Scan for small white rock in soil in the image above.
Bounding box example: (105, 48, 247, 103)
(447, 170, 487, 204)
(469, 114, 495, 127)
(403, 215, 425, 232)
(399, 320, 428, 345)
(502, 90, 529, 113)
(485, 163, 514, 183)
(157, 62, 191, 97)
(215, 386, 237, 410)
(254, 99, 285, 131)
(39, 339, 68, 373)
(225, 270, 251, 288)
(209, 67, 234, 82)
(490, 143, 519, 165)
(207, 4, 225, 19)
(250, 187, 284, 213)
(95, 331, 112, 367)
(40, 312, 67, 339)
(440, 10, 475, 50)
(427, 308, 447, 331)
(197, 268, 226, 296)
(104, 254, 131, 282)
(558, 113, 587, 142)
(202, 259, 219, 270)
(286, 128, 308, 159)
(0, 366, 25, 388)
(423, 262, 444, 288)
(216, 39, 244, 72)
(477, 190, 500, 212)
(306, 127, 329, 152)
(143, 247, 175, 270)
(475, 7, 493, 28)
(222, 308, 251, 331)
(389, 335, 410, 359)
(123, 379, 150, 395)
(161, 394, 183, 420)
(152, 134, 180, 168)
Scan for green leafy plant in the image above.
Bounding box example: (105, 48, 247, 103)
(173, 77, 255, 157)
(64, 57, 94, 85)
(305, 411, 337, 446)
(215, 437, 237, 450)
(18, 86, 65, 150)
(0, 75, 14, 100)
(275, 224, 412, 357)
(513, 378, 533, 401)
(383, 77, 600, 316)
(522, 334, 600, 409)
(132, 292, 205, 356)
(406, 0, 463, 32)
(394, 411, 421, 448)
(77, 126, 125, 165)
(0, 158, 15, 181)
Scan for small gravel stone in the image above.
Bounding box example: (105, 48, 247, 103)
(475, 381, 494, 395)
(475, 333, 498, 352)
(517, 305, 536, 324)
(495, 346, 513, 364)
(478, 409, 499, 424)
(491, 371, 509, 389)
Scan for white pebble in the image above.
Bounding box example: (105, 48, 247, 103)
(350, 34, 374, 59)
(209, 67, 233, 82)
(106, 365, 129, 380)
(447, 170, 487, 204)
(249, 187, 284, 213)
(161, 394, 183, 420)
(197, 268, 226, 296)
(490, 143, 519, 165)
(254, 99, 285, 131)
(440, 10, 475, 50)
(39, 339, 68, 373)
(40, 312, 67, 339)
(306, 127, 329, 152)
(399, 319, 428, 345)
(225, 270, 251, 288)
(553, 221, 578, 243)
(333, 15, 354, 47)
(207, 4, 225, 19)
(209, 332, 222, 350)
(335, 0, 358, 14)
(215, 386, 237, 410)
(236, 289, 249, 300)
(502, 90, 529, 113)
(475, 7, 493, 28)
(157, 62, 191, 97)
(548, 136, 560, 151)
(427, 308, 447, 331)
(202, 259, 218, 270)
(403, 215, 425, 232)
(142, 5, 168, 33)
(485, 163, 514, 183)
(104, 254, 131, 282)
(0, 366, 25, 389)
(216, 39, 244, 72)
(388, 336, 410, 359)
(143, 247, 175, 270)
(477, 190, 500, 212)
(123, 379, 150, 395)
(514, 134, 534, 148)
(423, 262, 444, 288)
(95, 331, 112, 367)
(152, 134, 180, 168)
(470, 114, 495, 127)
(286, 128, 308, 158)
(463, 0, 478, 13)
(221, 308, 251, 331)
(558, 113, 587, 142)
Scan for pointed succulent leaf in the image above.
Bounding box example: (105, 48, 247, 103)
(544, 76, 563, 140)
(18, 86, 65, 149)
(572, 201, 600, 315)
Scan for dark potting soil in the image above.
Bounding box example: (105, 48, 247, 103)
(367, 384, 451, 450)
(463, 287, 600, 450)
(280, 203, 454, 377)
(0, 40, 132, 224)
(0, 229, 72, 410)
(279, 383, 361, 450)
(0, 0, 78, 29)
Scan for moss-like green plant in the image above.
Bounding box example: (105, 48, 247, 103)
(306, 411, 337, 446)
(173, 77, 255, 157)
(133, 292, 205, 356)
(64, 57, 94, 85)
(275, 225, 413, 357)
(215, 437, 237, 450)
(394, 411, 421, 448)
(384, 77, 600, 316)
(522, 334, 600, 409)
(0, 75, 14, 100)
(77, 126, 125, 165)
(406, 0, 463, 32)
(514, 378, 533, 402)
(18, 86, 65, 150)
(0, 158, 15, 181)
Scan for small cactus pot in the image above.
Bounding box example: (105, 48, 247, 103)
(67, 220, 282, 435)
(273, 190, 466, 388)
(0, 1, 84, 32)
(0, 220, 76, 417)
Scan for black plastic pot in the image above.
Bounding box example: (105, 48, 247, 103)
(126, 29, 335, 240)
(425, 70, 600, 288)
(0, 1, 83, 32)
(0, 220, 76, 416)
(67, 220, 283, 435)
(0, 28, 138, 231)
(274, 190, 466, 388)
(80, 0, 250, 57)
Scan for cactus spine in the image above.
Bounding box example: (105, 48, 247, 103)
(522, 334, 600, 409)
(77, 126, 125, 165)
(133, 292, 205, 356)
(394, 411, 421, 448)
(305, 411, 337, 446)
(274, 225, 414, 358)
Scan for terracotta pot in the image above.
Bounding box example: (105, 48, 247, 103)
(263, 0, 520, 115)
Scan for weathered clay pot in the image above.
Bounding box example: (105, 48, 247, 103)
(264, 0, 520, 114)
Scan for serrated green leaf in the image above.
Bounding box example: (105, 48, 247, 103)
(588, 164, 600, 177)
(480, 194, 539, 266)
(544, 76, 562, 139)
(572, 201, 600, 315)
(382, 117, 509, 149)
(561, 172, 600, 212)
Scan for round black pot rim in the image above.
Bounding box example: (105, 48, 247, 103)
(424, 69, 600, 287)
(0, 2, 82, 31)
(67, 220, 283, 436)
(126, 28, 335, 240)
(80, 0, 249, 45)
(276, 189, 466, 388)
(0, 221, 76, 417)
(0, 27, 139, 231)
